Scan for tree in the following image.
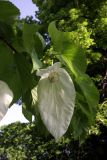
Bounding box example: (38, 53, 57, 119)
(33, 0, 107, 86)
(0, 0, 99, 142)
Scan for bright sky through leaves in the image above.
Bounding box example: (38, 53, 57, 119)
(9, 0, 38, 19)
(0, 104, 28, 126)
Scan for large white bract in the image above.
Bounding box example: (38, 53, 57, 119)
(0, 81, 13, 121)
(37, 62, 76, 140)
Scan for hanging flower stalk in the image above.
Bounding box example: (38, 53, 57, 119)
(37, 62, 76, 140)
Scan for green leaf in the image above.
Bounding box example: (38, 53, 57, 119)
(23, 23, 45, 55)
(0, 1, 20, 23)
(76, 74, 99, 118)
(23, 23, 43, 71)
(22, 89, 35, 122)
(31, 49, 42, 72)
(22, 104, 32, 122)
(14, 53, 33, 93)
(70, 106, 89, 141)
(48, 21, 87, 75)
(0, 42, 21, 102)
(37, 63, 76, 140)
(34, 32, 46, 58)
(22, 86, 38, 122)
(64, 61, 99, 140)
(0, 21, 14, 43)
(68, 88, 98, 141)
(23, 23, 37, 53)
(75, 92, 91, 117)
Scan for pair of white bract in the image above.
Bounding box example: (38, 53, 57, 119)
(0, 62, 76, 140)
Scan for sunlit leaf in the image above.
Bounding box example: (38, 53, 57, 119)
(48, 21, 87, 75)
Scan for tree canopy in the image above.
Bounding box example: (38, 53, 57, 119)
(0, 0, 107, 142)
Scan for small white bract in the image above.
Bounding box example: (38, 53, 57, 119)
(36, 62, 61, 79)
(36, 62, 76, 140)
(0, 81, 13, 121)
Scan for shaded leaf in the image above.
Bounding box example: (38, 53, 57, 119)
(23, 23, 43, 71)
(23, 23, 37, 53)
(22, 104, 32, 122)
(0, 42, 21, 102)
(0, 1, 20, 23)
(14, 53, 33, 93)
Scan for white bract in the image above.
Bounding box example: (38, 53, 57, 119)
(0, 81, 13, 121)
(37, 62, 76, 140)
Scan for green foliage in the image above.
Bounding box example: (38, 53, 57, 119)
(93, 2, 107, 49)
(96, 101, 107, 126)
(33, 0, 107, 80)
(0, 1, 20, 24)
(0, 0, 100, 141)
(0, 122, 75, 160)
(49, 22, 99, 140)
(0, 42, 21, 102)
(0, 116, 107, 160)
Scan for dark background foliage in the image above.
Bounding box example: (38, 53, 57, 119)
(0, 102, 107, 160)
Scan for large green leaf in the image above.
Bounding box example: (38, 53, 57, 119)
(23, 23, 37, 53)
(23, 23, 43, 71)
(48, 21, 87, 75)
(34, 32, 46, 58)
(64, 58, 99, 122)
(0, 42, 21, 102)
(64, 60, 99, 140)
(70, 106, 89, 141)
(14, 53, 34, 93)
(68, 89, 98, 141)
(0, 1, 20, 23)
(76, 74, 99, 117)
(0, 21, 14, 43)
